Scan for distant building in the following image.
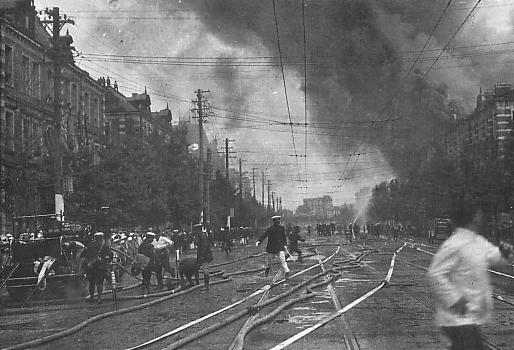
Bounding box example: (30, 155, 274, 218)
(296, 195, 335, 218)
(444, 83, 514, 160)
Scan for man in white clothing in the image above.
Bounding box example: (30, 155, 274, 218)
(428, 204, 513, 350)
(152, 231, 174, 282)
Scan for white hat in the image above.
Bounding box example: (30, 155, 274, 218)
(146, 231, 156, 236)
(271, 215, 281, 220)
(94, 232, 104, 236)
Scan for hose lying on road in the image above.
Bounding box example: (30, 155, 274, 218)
(162, 273, 341, 350)
(228, 273, 342, 350)
(210, 252, 266, 268)
(124, 246, 342, 350)
(1, 278, 231, 350)
(269, 243, 407, 350)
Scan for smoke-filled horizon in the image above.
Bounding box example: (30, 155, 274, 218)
(34, 0, 514, 210)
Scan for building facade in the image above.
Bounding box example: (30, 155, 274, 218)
(0, 0, 106, 233)
(296, 195, 334, 217)
(444, 83, 514, 161)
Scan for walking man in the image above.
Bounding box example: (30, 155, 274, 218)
(256, 215, 290, 279)
(428, 203, 514, 350)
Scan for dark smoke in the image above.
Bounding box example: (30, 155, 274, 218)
(178, 0, 465, 175)
(57, 0, 513, 204)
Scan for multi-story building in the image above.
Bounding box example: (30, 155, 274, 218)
(296, 195, 334, 217)
(103, 82, 177, 145)
(444, 83, 514, 161)
(0, 0, 106, 233)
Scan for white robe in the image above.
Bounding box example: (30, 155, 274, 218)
(428, 228, 502, 327)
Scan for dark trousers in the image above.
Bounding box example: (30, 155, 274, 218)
(442, 325, 483, 350)
(141, 266, 152, 288)
(141, 262, 163, 288)
(86, 267, 106, 299)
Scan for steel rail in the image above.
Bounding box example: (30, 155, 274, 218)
(317, 251, 359, 350)
(124, 246, 341, 350)
(269, 243, 407, 350)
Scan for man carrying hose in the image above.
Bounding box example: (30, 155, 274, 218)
(428, 202, 514, 350)
(256, 215, 290, 279)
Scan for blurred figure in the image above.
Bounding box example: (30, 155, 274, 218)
(428, 204, 514, 350)
(288, 228, 305, 262)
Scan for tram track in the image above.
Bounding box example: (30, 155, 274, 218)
(264, 238, 514, 350)
(0, 249, 275, 350)
(0, 245, 343, 350)
(124, 246, 344, 350)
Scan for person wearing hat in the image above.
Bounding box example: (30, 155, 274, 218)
(256, 215, 290, 279)
(193, 223, 213, 289)
(83, 232, 112, 303)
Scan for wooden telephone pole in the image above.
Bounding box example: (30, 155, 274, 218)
(42, 7, 74, 219)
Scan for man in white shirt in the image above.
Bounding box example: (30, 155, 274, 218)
(152, 231, 174, 286)
(428, 204, 513, 350)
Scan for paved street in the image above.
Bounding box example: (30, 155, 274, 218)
(2, 234, 513, 349)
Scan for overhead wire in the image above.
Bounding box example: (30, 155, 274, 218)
(302, 0, 308, 195)
(406, 0, 453, 75)
(424, 0, 484, 76)
(271, 0, 303, 196)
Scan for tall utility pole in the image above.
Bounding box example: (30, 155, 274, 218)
(206, 149, 212, 224)
(42, 7, 74, 219)
(279, 197, 282, 214)
(261, 172, 265, 207)
(251, 168, 258, 199)
(267, 180, 271, 213)
(193, 89, 209, 222)
(272, 192, 275, 212)
(224, 138, 235, 181)
(225, 138, 230, 181)
(238, 158, 243, 201)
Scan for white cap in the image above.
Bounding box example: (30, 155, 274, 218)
(94, 232, 104, 236)
(271, 215, 281, 220)
(146, 231, 156, 237)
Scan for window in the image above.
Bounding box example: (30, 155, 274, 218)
(71, 83, 78, 113)
(22, 56, 30, 94)
(5, 111, 14, 152)
(84, 92, 90, 125)
(119, 117, 126, 135)
(91, 97, 99, 128)
(5, 45, 13, 86)
(23, 118, 31, 154)
(32, 122, 40, 156)
(31, 62, 40, 98)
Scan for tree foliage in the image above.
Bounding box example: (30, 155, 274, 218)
(66, 129, 266, 229)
